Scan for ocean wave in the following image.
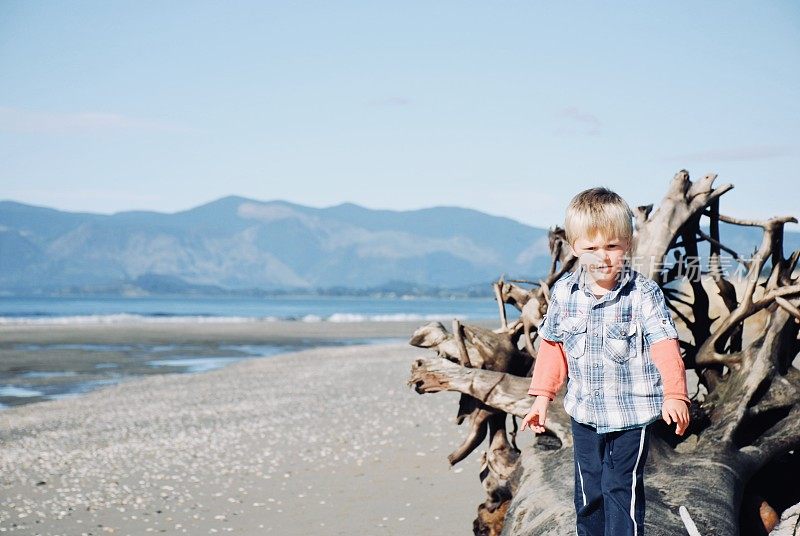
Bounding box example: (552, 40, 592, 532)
(0, 314, 271, 325)
(0, 312, 474, 325)
(326, 313, 470, 322)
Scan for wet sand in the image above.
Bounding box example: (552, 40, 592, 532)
(0, 321, 499, 535)
(0, 319, 496, 409)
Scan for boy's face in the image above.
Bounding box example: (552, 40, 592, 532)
(570, 233, 631, 287)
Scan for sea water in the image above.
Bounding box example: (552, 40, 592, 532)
(0, 294, 496, 324)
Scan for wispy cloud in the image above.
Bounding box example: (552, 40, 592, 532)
(661, 144, 796, 162)
(0, 106, 199, 134)
(368, 97, 412, 106)
(553, 106, 602, 136)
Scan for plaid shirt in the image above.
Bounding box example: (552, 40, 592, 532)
(537, 260, 679, 433)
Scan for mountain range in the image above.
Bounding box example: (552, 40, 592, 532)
(0, 197, 549, 296)
(0, 196, 797, 297)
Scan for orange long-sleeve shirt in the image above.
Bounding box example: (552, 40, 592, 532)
(527, 337, 690, 405)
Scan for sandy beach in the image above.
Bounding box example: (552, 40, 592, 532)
(0, 320, 499, 535)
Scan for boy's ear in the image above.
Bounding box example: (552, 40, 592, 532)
(624, 238, 634, 253)
(566, 242, 577, 258)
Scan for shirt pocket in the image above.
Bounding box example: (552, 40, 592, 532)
(604, 320, 638, 363)
(560, 316, 588, 358)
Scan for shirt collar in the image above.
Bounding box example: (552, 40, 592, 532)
(570, 258, 634, 301)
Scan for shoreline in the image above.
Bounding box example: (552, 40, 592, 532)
(0, 319, 499, 411)
(0, 318, 498, 344)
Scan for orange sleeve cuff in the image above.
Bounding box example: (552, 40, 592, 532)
(528, 339, 567, 401)
(651, 338, 690, 405)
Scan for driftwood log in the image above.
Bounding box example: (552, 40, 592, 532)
(408, 170, 800, 536)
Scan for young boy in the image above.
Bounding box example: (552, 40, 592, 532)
(521, 187, 690, 536)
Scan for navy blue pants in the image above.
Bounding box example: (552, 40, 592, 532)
(571, 417, 653, 536)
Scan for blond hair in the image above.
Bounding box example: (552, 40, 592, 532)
(564, 187, 633, 246)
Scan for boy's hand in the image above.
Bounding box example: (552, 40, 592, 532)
(521, 395, 551, 434)
(662, 399, 690, 436)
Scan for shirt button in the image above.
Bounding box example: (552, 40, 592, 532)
(594, 390, 600, 396)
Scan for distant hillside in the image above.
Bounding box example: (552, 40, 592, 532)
(0, 197, 797, 296)
(0, 197, 550, 295)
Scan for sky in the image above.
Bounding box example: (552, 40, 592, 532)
(0, 1, 798, 230)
